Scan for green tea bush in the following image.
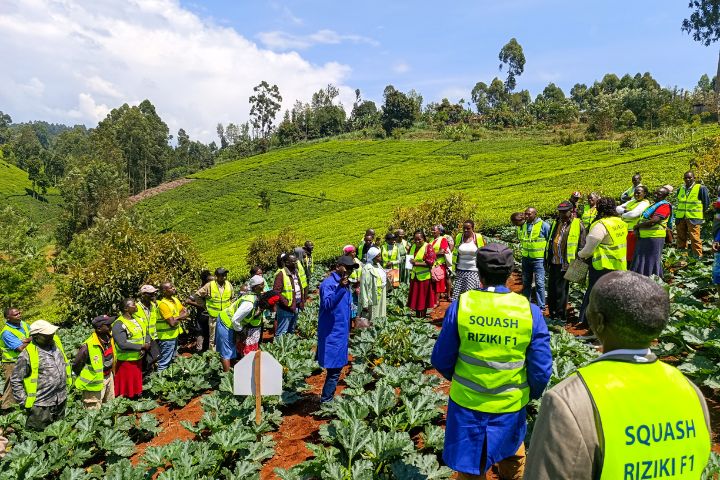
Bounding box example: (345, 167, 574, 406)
(56, 210, 204, 324)
(245, 229, 301, 272)
(388, 193, 478, 237)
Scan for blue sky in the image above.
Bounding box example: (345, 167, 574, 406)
(0, 0, 715, 142)
(184, 0, 716, 104)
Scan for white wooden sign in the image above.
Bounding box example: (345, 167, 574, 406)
(233, 350, 283, 396)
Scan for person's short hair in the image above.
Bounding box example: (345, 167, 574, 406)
(250, 265, 262, 276)
(510, 212, 524, 224)
(463, 219, 475, 228)
(479, 271, 510, 287)
(385, 232, 395, 241)
(413, 229, 427, 241)
(122, 298, 135, 311)
(589, 271, 669, 345)
(596, 197, 618, 218)
(634, 185, 649, 196)
(3, 307, 14, 319)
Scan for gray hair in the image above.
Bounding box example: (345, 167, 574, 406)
(589, 271, 669, 345)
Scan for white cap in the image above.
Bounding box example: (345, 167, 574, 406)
(29, 320, 59, 335)
(140, 284, 158, 294)
(248, 275, 265, 288)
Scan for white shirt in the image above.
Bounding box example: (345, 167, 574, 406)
(230, 301, 255, 331)
(598, 348, 651, 362)
(457, 240, 479, 271)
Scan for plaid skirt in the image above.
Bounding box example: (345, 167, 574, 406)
(451, 270, 481, 301)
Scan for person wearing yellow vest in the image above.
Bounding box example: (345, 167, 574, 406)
(620, 172, 643, 203)
(451, 220, 486, 301)
(358, 247, 387, 321)
(407, 230, 438, 318)
(580, 192, 599, 230)
(228, 279, 279, 358)
(10, 320, 71, 430)
(113, 299, 151, 397)
(157, 283, 188, 371)
(617, 185, 651, 262)
(1, 308, 30, 410)
(432, 244, 552, 479)
(630, 186, 674, 278)
(675, 171, 711, 258)
(525, 271, 712, 479)
(545, 201, 586, 322)
(357, 231, 375, 263)
(518, 207, 551, 312)
(294, 241, 314, 280)
(196, 267, 234, 351)
(431, 225, 452, 304)
(381, 232, 401, 287)
(72, 315, 114, 409)
(576, 197, 627, 330)
(395, 228, 410, 284)
(272, 254, 304, 336)
(134, 284, 160, 341)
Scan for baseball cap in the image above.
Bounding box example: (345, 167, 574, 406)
(29, 320, 59, 336)
(337, 255, 358, 269)
(571, 191, 581, 198)
(557, 201, 573, 211)
(140, 284, 158, 294)
(248, 275, 265, 288)
(215, 267, 229, 276)
(92, 315, 114, 329)
(476, 244, 514, 274)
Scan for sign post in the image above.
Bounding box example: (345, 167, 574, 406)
(234, 350, 283, 425)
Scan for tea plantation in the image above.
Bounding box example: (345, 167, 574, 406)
(135, 126, 719, 272)
(0, 158, 61, 229)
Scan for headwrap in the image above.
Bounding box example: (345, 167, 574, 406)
(343, 245, 356, 254)
(366, 247, 380, 263)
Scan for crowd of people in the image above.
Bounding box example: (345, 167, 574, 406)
(0, 169, 718, 477)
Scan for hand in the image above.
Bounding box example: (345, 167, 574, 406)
(141, 343, 151, 351)
(22, 338, 32, 344)
(340, 276, 350, 286)
(713, 241, 720, 252)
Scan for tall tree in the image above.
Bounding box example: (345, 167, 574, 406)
(249, 81, 282, 144)
(498, 38, 526, 92)
(683, 1, 720, 121)
(380, 85, 418, 135)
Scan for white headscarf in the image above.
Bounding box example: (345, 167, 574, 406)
(366, 247, 380, 263)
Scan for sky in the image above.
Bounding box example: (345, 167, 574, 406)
(0, 0, 716, 142)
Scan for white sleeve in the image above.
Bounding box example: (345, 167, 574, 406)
(621, 202, 647, 220)
(231, 301, 255, 331)
(577, 222, 608, 259)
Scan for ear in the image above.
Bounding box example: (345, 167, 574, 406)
(588, 308, 604, 335)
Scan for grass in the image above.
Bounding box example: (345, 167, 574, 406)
(0, 159, 62, 229)
(134, 125, 719, 273)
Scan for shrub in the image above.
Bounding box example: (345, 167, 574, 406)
(388, 193, 478, 238)
(246, 230, 302, 273)
(692, 135, 720, 192)
(56, 210, 204, 324)
(619, 132, 639, 149)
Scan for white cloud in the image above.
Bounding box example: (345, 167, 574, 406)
(0, 0, 353, 142)
(393, 62, 410, 74)
(257, 29, 379, 50)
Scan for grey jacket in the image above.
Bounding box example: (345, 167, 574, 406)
(11, 342, 68, 407)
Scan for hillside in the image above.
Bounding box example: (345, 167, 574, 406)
(0, 158, 62, 229)
(135, 127, 719, 273)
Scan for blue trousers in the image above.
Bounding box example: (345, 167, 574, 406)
(275, 308, 298, 336)
(521, 257, 546, 310)
(320, 367, 342, 403)
(157, 339, 177, 371)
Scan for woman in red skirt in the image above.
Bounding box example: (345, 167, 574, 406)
(430, 225, 450, 304)
(407, 230, 437, 318)
(112, 299, 151, 398)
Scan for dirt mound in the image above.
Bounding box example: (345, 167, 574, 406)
(128, 178, 194, 204)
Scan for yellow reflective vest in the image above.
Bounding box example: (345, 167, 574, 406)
(205, 280, 234, 318)
(23, 337, 71, 408)
(676, 184, 703, 220)
(408, 243, 431, 281)
(622, 199, 651, 230)
(218, 294, 262, 329)
(75, 332, 109, 392)
(590, 217, 627, 271)
(578, 359, 710, 480)
(518, 221, 547, 259)
(156, 296, 184, 340)
(275, 268, 300, 305)
(381, 243, 400, 266)
(449, 289, 533, 413)
(581, 206, 597, 230)
(113, 315, 147, 360)
(0, 322, 30, 363)
(638, 201, 671, 239)
(133, 301, 159, 340)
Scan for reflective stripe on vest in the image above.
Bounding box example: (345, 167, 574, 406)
(217, 294, 261, 329)
(622, 199, 651, 230)
(546, 219, 581, 264)
(276, 268, 297, 305)
(452, 232, 486, 266)
(638, 202, 671, 239)
(206, 280, 233, 318)
(591, 217, 627, 271)
(381, 243, 399, 264)
(23, 336, 71, 408)
(0, 322, 29, 363)
(577, 360, 710, 480)
(133, 301, 159, 340)
(449, 290, 533, 413)
(581, 206, 597, 229)
(114, 315, 147, 360)
(408, 243, 431, 281)
(75, 333, 107, 392)
(676, 184, 703, 220)
(156, 297, 182, 340)
(518, 222, 547, 259)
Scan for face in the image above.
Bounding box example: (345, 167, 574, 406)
(396, 230, 405, 239)
(96, 324, 111, 337)
(387, 237, 396, 245)
(558, 210, 572, 222)
(524, 208, 537, 223)
(634, 187, 646, 200)
(511, 214, 525, 227)
(305, 242, 314, 252)
(336, 264, 348, 277)
(33, 333, 53, 347)
(215, 273, 227, 284)
(570, 195, 580, 204)
(589, 195, 598, 206)
(162, 284, 176, 297)
(125, 300, 138, 315)
(632, 175, 641, 186)
(431, 226, 440, 237)
(684, 172, 694, 187)
(141, 292, 156, 303)
(463, 223, 473, 234)
(6, 308, 21, 323)
(364, 235, 373, 244)
(253, 267, 263, 276)
(252, 284, 264, 294)
(655, 188, 668, 200)
(414, 233, 424, 245)
(285, 255, 298, 271)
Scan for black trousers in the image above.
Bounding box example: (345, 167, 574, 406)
(547, 263, 570, 320)
(26, 400, 66, 430)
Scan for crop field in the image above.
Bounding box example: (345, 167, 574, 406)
(136, 126, 719, 273)
(0, 158, 62, 229)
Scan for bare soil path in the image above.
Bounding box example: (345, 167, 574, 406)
(128, 178, 194, 204)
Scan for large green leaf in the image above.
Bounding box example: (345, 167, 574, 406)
(97, 428, 136, 457)
(356, 383, 396, 418)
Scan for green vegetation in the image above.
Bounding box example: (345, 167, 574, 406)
(0, 158, 61, 229)
(136, 125, 719, 272)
